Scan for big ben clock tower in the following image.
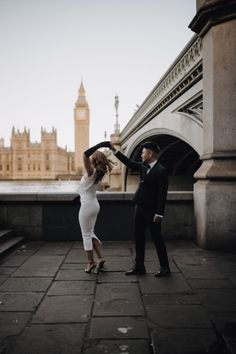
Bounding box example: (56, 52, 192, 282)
(74, 81, 90, 174)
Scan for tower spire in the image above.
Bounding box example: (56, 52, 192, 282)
(114, 94, 120, 133)
(75, 80, 87, 107)
(79, 80, 85, 96)
(74, 81, 90, 174)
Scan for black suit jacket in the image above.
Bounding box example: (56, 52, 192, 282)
(115, 150, 168, 216)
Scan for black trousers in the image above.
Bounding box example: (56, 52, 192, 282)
(134, 205, 169, 269)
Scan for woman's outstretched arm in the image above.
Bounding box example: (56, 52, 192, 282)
(83, 141, 111, 176)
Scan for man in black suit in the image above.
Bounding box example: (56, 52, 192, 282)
(109, 141, 170, 277)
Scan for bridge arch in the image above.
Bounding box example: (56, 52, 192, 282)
(122, 109, 203, 157)
(122, 131, 202, 192)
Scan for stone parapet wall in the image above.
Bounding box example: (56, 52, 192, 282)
(0, 192, 194, 242)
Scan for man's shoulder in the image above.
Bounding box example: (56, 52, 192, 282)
(155, 162, 167, 173)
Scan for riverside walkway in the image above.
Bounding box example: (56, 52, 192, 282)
(0, 240, 235, 354)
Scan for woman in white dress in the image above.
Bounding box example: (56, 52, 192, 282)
(78, 142, 113, 273)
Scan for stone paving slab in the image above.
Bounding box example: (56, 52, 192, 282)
(144, 249, 160, 260)
(0, 240, 235, 354)
(143, 293, 201, 305)
(176, 263, 226, 279)
(98, 256, 133, 271)
(173, 254, 209, 265)
(151, 328, 217, 354)
(55, 269, 97, 281)
(139, 273, 192, 294)
(0, 267, 17, 276)
(213, 259, 236, 274)
(209, 313, 236, 354)
(167, 241, 201, 253)
(32, 295, 93, 323)
(64, 249, 86, 263)
(47, 280, 95, 295)
(97, 271, 138, 283)
(71, 241, 84, 249)
(0, 255, 29, 267)
(13, 255, 64, 277)
(0, 277, 52, 292)
(61, 263, 84, 270)
(11, 242, 44, 257)
(102, 242, 133, 249)
(35, 242, 73, 255)
(196, 288, 236, 312)
(89, 317, 149, 339)
(84, 339, 152, 354)
(145, 304, 212, 328)
(102, 247, 132, 256)
(0, 292, 43, 312)
(93, 283, 144, 316)
(229, 273, 236, 286)
(209, 311, 236, 330)
(4, 324, 85, 354)
(0, 276, 7, 286)
(0, 312, 31, 340)
(188, 278, 234, 289)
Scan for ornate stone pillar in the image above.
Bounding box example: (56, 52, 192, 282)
(189, 0, 236, 251)
(109, 132, 122, 191)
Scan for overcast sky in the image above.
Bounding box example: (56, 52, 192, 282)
(0, 0, 196, 151)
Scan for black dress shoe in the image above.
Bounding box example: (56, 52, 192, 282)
(125, 267, 146, 275)
(155, 267, 170, 278)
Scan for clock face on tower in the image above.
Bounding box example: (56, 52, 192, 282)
(76, 110, 85, 120)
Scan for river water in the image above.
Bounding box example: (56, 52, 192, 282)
(0, 181, 80, 193)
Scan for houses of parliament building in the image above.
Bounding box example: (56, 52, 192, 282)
(0, 82, 91, 181)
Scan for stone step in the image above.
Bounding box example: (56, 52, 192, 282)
(0, 236, 25, 257)
(0, 229, 14, 241)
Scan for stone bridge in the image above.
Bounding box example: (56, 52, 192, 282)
(112, 0, 236, 253)
(118, 35, 203, 192)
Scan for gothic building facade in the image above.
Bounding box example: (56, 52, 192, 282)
(0, 82, 89, 180)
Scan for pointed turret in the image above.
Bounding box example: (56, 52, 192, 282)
(75, 81, 87, 107)
(114, 94, 120, 134)
(79, 81, 85, 96)
(74, 81, 90, 174)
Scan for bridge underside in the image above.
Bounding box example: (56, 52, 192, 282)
(125, 134, 202, 191)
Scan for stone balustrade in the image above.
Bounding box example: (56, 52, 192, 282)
(0, 192, 194, 242)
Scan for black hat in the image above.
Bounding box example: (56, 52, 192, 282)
(141, 141, 160, 154)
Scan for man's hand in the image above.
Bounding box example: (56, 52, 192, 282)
(153, 214, 163, 223)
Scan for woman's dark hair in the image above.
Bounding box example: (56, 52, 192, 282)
(91, 150, 114, 184)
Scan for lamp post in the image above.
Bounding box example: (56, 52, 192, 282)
(114, 95, 120, 134)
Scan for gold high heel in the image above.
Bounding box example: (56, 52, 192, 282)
(84, 262, 97, 273)
(96, 258, 107, 272)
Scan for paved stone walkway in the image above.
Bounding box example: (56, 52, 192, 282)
(0, 240, 236, 354)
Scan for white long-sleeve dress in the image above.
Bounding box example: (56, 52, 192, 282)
(78, 171, 101, 251)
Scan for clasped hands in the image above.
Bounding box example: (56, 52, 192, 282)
(99, 141, 115, 151)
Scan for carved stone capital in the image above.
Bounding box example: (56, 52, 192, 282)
(194, 158, 236, 180)
(189, 0, 236, 36)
